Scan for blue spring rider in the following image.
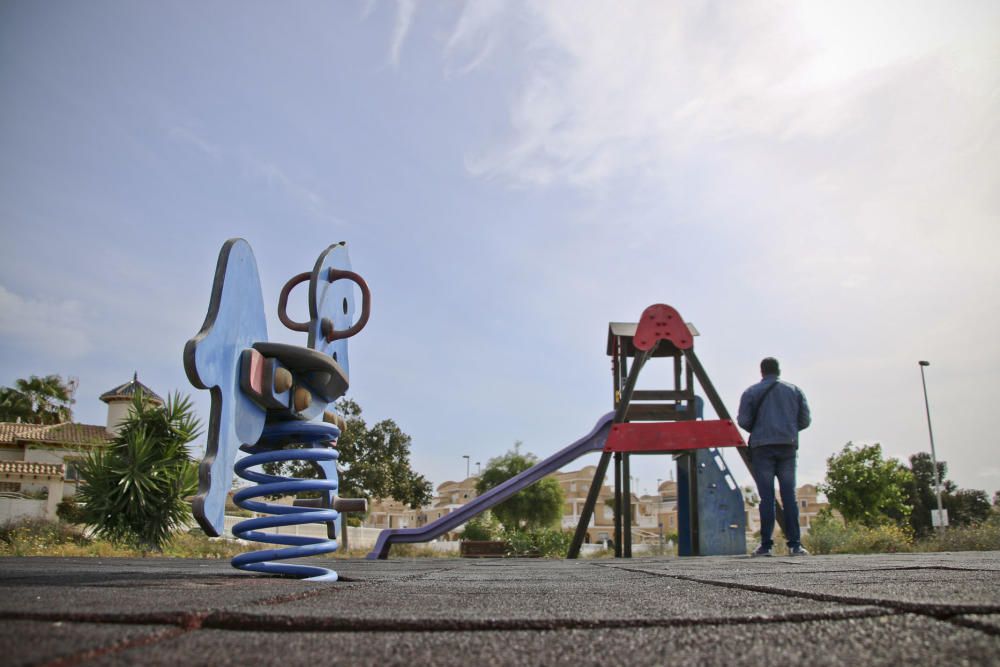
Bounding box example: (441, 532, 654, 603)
(184, 239, 370, 581)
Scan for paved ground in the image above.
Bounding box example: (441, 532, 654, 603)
(1, 551, 999, 666)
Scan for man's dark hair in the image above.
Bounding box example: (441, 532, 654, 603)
(760, 357, 780, 376)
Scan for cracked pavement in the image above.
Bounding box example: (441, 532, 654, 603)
(1, 551, 998, 665)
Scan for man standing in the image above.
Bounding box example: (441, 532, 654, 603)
(738, 357, 811, 556)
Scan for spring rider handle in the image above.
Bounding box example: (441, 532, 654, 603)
(277, 269, 371, 341)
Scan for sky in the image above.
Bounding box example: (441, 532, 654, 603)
(1, 1, 998, 502)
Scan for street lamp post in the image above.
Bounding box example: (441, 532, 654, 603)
(656, 478, 664, 554)
(918, 361, 946, 533)
(463, 455, 470, 479)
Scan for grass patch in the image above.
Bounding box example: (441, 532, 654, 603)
(913, 515, 1000, 552)
(0, 519, 261, 559)
(804, 511, 1000, 555)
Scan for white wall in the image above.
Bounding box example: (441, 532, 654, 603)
(0, 498, 47, 523)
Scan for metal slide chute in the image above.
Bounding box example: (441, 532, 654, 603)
(365, 413, 614, 559)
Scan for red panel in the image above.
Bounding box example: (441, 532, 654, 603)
(247, 348, 265, 395)
(605, 420, 745, 453)
(633, 304, 693, 351)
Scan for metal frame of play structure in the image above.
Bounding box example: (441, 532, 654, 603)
(186, 240, 772, 579)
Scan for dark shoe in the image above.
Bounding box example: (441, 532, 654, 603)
(751, 544, 772, 557)
(788, 545, 810, 556)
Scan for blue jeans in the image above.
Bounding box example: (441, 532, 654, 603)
(751, 444, 801, 549)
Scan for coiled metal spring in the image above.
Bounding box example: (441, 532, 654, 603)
(230, 422, 341, 581)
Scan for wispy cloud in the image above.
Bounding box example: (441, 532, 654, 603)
(388, 0, 416, 67)
(167, 125, 221, 160)
(162, 122, 336, 223)
(464, 1, 999, 192)
(444, 0, 505, 76)
(240, 152, 329, 219)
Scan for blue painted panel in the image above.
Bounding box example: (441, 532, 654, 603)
(307, 243, 356, 378)
(677, 448, 746, 556)
(184, 239, 268, 536)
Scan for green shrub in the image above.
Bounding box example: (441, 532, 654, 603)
(56, 498, 86, 525)
(915, 515, 1000, 552)
(841, 522, 913, 553)
(462, 514, 501, 541)
(502, 527, 572, 558)
(803, 510, 849, 554)
(803, 511, 913, 554)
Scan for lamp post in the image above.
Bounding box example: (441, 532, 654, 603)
(656, 478, 664, 554)
(463, 455, 470, 479)
(918, 361, 946, 533)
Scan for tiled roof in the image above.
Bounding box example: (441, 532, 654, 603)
(0, 460, 64, 477)
(99, 373, 164, 404)
(0, 422, 111, 446)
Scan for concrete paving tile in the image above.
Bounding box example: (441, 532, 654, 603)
(0, 557, 331, 618)
(90, 614, 1000, 667)
(226, 575, 867, 624)
(595, 551, 1000, 576)
(0, 619, 175, 667)
(956, 614, 1000, 633)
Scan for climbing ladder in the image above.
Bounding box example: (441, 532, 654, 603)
(567, 304, 750, 558)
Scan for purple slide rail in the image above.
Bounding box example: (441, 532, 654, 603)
(366, 412, 615, 559)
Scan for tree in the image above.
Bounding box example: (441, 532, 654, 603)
(77, 391, 199, 550)
(907, 452, 956, 536)
(946, 489, 992, 526)
(335, 399, 433, 508)
(0, 375, 74, 424)
(0, 387, 32, 423)
(820, 442, 913, 528)
(475, 444, 564, 531)
(907, 453, 991, 532)
(262, 399, 433, 509)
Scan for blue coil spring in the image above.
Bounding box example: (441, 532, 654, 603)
(230, 421, 342, 581)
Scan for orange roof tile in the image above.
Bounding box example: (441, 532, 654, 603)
(0, 422, 111, 446)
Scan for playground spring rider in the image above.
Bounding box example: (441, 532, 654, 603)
(184, 239, 369, 581)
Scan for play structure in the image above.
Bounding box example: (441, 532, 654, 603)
(185, 239, 369, 581)
(369, 303, 749, 559)
(186, 240, 756, 578)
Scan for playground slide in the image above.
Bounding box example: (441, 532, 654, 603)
(366, 412, 615, 559)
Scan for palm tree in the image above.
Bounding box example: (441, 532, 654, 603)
(0, 387, 33, 423)
(77, 390, 200, 551)
(0, 375, 74, 424)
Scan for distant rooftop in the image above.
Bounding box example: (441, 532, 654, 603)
(99, 373, 164, 405)
(0, 422, 111, 446)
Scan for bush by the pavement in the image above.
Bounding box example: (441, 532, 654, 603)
(0, 519, 260, 558)
(914, 514, 1000, 552)
(804, 509, 1000, 555)
(77, 391, 200, 551)
(461, 513, 502, 541)
(503, 527, 573, 557)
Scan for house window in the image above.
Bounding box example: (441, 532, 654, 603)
(65, 459, 83, 482)
(0, 482, 20, 493)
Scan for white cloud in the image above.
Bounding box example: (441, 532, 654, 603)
(444, 0, 505, 76)
(388, 0, 416, 67)
(241, 153, 329, 219)
(167, 125, 221, 160)
(0, 285, 94, 359)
